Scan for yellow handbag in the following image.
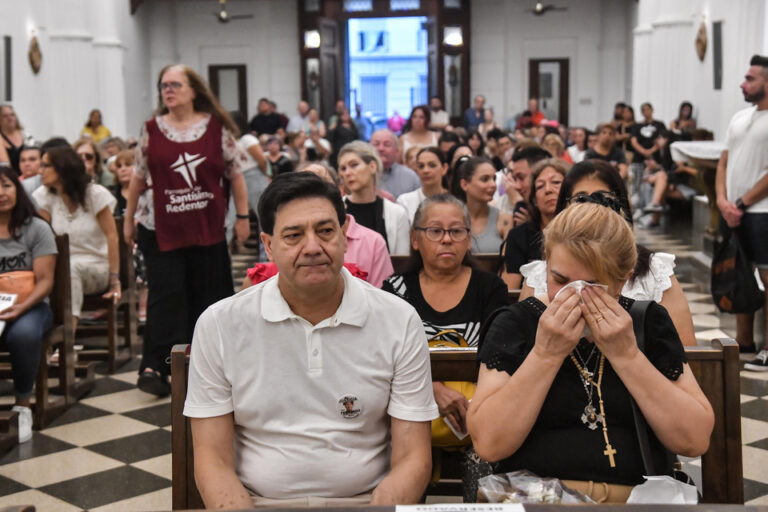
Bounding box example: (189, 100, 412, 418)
(428, 329, 475, 448)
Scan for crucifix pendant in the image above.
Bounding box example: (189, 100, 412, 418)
(580, 404, 603, 430)
(604, 443, 617, 467)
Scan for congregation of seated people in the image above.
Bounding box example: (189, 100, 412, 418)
(0, 59, 749, 508)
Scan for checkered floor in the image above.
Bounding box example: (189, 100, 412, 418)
(0, 227, 767, 510)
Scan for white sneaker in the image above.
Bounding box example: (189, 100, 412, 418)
(745, 349, 768, 371)
(11, 405, 32, 443)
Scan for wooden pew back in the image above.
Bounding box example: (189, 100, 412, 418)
(171, 339, 743, 509)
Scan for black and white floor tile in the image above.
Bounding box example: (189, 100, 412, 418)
(0, 228, 766, 509)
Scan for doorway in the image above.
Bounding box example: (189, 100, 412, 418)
(208, 64, 248, 123)
(298, 0, 471, 127)
(528, 58, 569, 126)
(346, 16, 428, 127)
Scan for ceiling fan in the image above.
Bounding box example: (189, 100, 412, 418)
(527, 2, 568, 16)
(213, 0, 254, 23)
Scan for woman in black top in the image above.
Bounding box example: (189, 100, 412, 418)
(467, 203, 713, 502)
(383, 193, 507, 501)
(383, 193, 507, 425)
(501, 158, 567, 289)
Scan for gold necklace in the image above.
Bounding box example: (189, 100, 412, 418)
(569, 352, 617, 468)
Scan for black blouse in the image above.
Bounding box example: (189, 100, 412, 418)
(478, 296, 686, 485)
(383, 267, 508, 348)
(503, 221, 543, 274)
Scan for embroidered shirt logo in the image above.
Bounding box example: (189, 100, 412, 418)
(337, 395, 362, 418)
(171, 152, 206, 187)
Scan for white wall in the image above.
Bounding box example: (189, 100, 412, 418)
(146, 0, 300, 124)
(471, 0, 633, 130)
(632, 0, 767, 138)
(0, 0, 150, 141)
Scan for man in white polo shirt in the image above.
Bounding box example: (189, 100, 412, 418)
(184, 172, 438, 508)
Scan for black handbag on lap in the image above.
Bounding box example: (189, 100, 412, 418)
(711, 228, 763, 314)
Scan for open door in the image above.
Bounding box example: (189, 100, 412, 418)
(529, 58, 569, 126)
(425, 17, 439, 100)
(319, 17, 344, 120)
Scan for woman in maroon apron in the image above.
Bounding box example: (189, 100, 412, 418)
(123, 64, 250, 396)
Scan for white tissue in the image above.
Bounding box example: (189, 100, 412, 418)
(553, 280, 608, 303)
(627, 475, 699, 504)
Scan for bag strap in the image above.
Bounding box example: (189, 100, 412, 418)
(628, 299, 657, 476)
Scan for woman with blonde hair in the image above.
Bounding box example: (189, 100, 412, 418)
(123, 63, 250, 396)
(337, 140, 410, 255)
(468, 202, 713, 502)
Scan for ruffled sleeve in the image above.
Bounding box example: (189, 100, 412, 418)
(520, 259, 547, 296)
(478, 298, 544, 375)
(641, 300, 687, 380)
(622, 252, 675, 302)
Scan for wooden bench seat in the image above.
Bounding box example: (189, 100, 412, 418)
(170, 338, 743, 509)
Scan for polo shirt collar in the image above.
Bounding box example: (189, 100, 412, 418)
(345, 214, 362, 241)
(260, 267, 368, 327)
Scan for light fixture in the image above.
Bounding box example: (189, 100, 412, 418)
(443, 26, 463, 47)
(304, 30, 321, 49)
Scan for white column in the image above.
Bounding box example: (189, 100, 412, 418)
(90, 0, 128, 138)
(46, 0, 96, 139)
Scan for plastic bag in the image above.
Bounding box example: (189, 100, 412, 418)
(477, 470, 595, 504)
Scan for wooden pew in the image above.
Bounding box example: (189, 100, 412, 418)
(76, 217, 140, 373)
(170, 338, 743, 509)
(0, 234, 96, 431)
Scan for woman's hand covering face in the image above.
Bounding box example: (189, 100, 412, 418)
(532, 287, 585, 364)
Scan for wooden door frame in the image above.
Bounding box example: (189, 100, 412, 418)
(208, 64, 248, 122)
(528, 58, 569, 126)
(297, 0, 470, 122)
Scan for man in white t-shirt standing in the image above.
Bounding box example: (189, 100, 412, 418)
(185, 172, 438, 508)
(716, 54, 768, 370)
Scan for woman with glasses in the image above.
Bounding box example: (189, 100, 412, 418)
(122, 64, 250, 396)
(519, 160, 696, 346)
(452, 156, 512, 254)
(33, 146, 121, 332)
(73, 138, 113, 187)
(500, 159, 567, 289)
(382, 193, 507, 501)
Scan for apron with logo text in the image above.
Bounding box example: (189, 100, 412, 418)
(145, 117, 228, 251)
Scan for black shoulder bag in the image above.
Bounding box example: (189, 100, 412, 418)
(628, 301, 698, 493)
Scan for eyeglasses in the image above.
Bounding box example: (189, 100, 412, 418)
(415, 226, 470, 242)
(159, 81, 183, 91)
(79, 153, 95, 161)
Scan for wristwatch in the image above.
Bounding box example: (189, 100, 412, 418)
(236, 213, 250, 219)
(735, 197, 747, 211)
